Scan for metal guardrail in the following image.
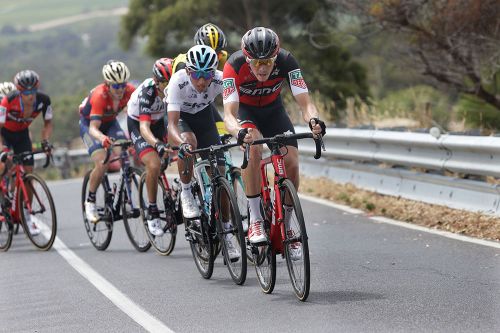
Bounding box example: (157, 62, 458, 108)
(41, 127, 500, 216)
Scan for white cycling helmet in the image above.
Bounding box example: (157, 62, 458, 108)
(185, 45, 218, 72)
(102, 60, 130, 84)
(0, 81, 17, 97)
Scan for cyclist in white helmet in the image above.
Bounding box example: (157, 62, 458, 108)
(0, 82, 17, 99)
(79, 60, 136, 223)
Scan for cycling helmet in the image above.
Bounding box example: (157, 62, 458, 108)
(152, 58, 173, 82)
(194, 23, 227, 52)
(102, 60, 130, 84)
(0, 81, 17, 97)
(14, 70, 40, 91)
(185, 45, 218, 72)
(241, 27, 280, 59)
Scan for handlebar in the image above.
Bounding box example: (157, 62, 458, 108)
(102, 140, 133, 164)
(5, 147, 53, 168)
(187, 141, 245, 169)
(241, 132, 325, 169)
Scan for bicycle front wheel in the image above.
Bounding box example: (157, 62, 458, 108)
(0, 192, 13, 251)
(139, 172, 176, 255)
(253, 217, 276, 294)
(279, 178, 310, 301)
(123, 168, 151, 252)
(19, 173, 57, 250)
(81, 170, 112, 251)
(215, 177, 247, 285)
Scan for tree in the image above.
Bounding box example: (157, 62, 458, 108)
(332, 0, 500, 110)
(119, 0, 370, 111)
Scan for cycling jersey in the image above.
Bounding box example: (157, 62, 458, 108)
(172, 50, 228, 73)
(127, 78, 166, 123)
(0, 91, 53, 132)
(79, 83, 135, 123)
(222, 49, 308, 107)
(166, 69, 223, 114)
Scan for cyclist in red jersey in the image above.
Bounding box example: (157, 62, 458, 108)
(223, 27, 326, 245)
(0, 70, 53, 235)
(79, 60, 135, 223)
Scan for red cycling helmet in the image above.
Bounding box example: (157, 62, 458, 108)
(152, 58, 174, 82)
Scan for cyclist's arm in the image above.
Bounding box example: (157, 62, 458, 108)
(166, 110, 183, 146)
(89, 119, 106, 143)
(293, 92, 319, 124)
(88, 94, 107, 142)
(139, 120, 158, 147)
(41, 119, 52, 142)
(223, 101, 241, 137)
(0, 101, 6, 150)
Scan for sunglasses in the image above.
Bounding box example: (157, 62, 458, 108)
(246, 56, 277, 67)
(21, 89, 37, 95)
(110, 82, 127, 89)
(189, 70, 215, 80)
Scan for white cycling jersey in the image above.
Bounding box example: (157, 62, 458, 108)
(127, 78, 166, 122)
(165, 69, 223, 114)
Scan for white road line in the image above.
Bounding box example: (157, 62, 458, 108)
(52, 236, 174, 333)
(299, 193, 500, 249)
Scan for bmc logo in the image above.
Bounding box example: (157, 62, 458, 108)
(277, 158, 284, 175)
(239, 81, 283, 96)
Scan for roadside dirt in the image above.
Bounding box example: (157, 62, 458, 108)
(300, 176, 500, 241)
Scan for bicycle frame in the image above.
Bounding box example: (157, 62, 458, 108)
(259, 146, 288, 254)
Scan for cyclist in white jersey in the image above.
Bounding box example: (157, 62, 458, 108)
(166, 45, 225, 220)
(127, 58, 173, 236)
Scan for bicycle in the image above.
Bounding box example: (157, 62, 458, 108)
(184, 141, 247, 284)
(81, 140, 147, 251)
(243, 132, 323, 301)
(138, 147, 183, 256)
(0, 147, 57, 251)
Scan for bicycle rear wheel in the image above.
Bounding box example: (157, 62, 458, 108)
(0, 192, 13, 251)
(215, 177, 247, 285)
(188, 183, 214, 279)
(123, 168, 151, 252)
(139, 172, 177, 255)
(280, 178, 310, 301)
(82, 170, 113, 251)
(18, 173, 57, 250)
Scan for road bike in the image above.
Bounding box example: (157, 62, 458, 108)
(81, 140, 147, 251)
(138, 147, 183, 256)
(244, 132, 323, 301)
(184, 141, 247, 284)
(0, 148, 57, 251)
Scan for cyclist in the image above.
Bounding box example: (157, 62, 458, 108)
(0, 82, 17, 99)
(222, 27, 326, 250)
(172, 23, 228, 135)
(79, 60, 135, 223)
(127, 58, 173, 236)
(0, 70, 54, 236)
(167, 44, 239, 260)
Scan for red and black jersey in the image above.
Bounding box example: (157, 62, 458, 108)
(79, 83, 135, 123)
(0, 91, 53, 132)
(222, 49, 309, 107)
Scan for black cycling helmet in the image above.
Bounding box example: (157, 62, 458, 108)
(194, 23, 227, 52)
(241, 27, 280, 59)
(14, 70, 40, 91)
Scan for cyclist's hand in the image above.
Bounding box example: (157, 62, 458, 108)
(41, 140, 52, 154)
(101, 136, 113, 149)
(178, 142, 192, 160)
(237, 128, 254, 146)
(309, 117, 326, 137)
(155, 141, 169, 158)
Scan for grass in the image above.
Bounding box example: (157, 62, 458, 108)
(0, 0, 128, 28)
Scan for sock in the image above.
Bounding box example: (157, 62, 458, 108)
(148, 202, 159, 218)
(247, 195, 263, 223)
(181, 181, 191, 194)
(87, 191, 96, 203)
(283, 204, 294, 228)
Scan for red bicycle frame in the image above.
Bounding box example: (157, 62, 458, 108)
(260, 152, 287, 254)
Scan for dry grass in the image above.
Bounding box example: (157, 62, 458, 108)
(300, 176, 500, 241)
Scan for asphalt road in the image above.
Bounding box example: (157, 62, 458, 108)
(1, 178, 499, 333)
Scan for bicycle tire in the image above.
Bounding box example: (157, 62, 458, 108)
(0, 192, 13, 251)
(215, 177, 247, 285)
(81, 170, 113, 251)
(123, 167, 151, 252)
(229, 168, 252, 264)
(279, 178, 310, 301)
(138, 172, 177, 255)
(18, 173, 57, 251)
(253, 199, 276, 294)
(188, 182, 214, 279)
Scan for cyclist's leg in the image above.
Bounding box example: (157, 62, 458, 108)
(80, 118, 109, 195)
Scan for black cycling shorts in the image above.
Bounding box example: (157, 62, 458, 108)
(127, 117, 166, 159)
(1, 128, 33, 166)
